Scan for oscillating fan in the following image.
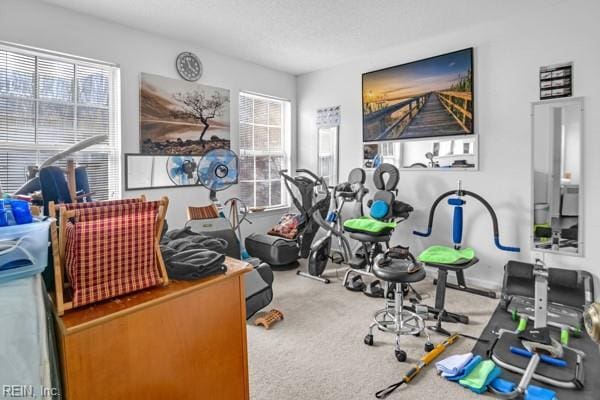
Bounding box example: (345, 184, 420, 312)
(197, 149, 251, 259)
(166, 156, 199, 185)
(197, 149, 239, 201)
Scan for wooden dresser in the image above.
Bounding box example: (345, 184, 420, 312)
(54, 257, 252, 400)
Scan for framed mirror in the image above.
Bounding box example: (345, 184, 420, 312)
(400, 137, 477, 169)
(125, 153, 202, 190)
(531, 97, 583, 256)
(317, 126, 339, 185)
(361, 137, 478, 170)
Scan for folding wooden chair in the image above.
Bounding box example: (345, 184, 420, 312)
(49, 196, 169, 315)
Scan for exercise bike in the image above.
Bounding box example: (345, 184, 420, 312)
(304, 168, 368, 284)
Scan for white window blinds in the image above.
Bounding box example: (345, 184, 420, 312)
(0, 44, 121, 200)
(239, 92, 290, 209)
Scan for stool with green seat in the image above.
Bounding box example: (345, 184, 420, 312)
(414, 180, 520, 325)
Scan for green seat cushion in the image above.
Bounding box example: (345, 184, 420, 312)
(343, 216, 396, 234)
(418, 245, 475, 265)
(533, 223, 551, 242)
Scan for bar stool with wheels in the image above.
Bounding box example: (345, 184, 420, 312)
(364, 254, 433, 362)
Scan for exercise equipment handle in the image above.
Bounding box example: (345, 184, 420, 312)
(375, 333, 460, 398)
(413, 190, 456, 237)
(464, 190, 520, 252)
(494, 237, 520, 253)
(509, 346, 567, 367)
(295, 168, 320, 182)
(409, 338, 456, 381)
(296, 168, 329, 194)
(413, 189, 520, 252)
(279, 169, 306, 215)
(278, 169, 295, 183)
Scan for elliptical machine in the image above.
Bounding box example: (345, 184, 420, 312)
(245, 169, 330, 268)
(304, 168, 369, 283)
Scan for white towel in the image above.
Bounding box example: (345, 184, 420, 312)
(435, 352, 474, 377)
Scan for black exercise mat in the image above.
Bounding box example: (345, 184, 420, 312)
(471, 304, 600, 399)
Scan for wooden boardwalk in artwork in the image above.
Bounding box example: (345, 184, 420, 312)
(400, 93, 466, 139)
(364, 91, 472, 141)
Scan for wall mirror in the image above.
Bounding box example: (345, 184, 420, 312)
(400, 137, 477, 169)
(125, 154, 202, 190)
(531, 97, 583, 256)
(316, 106, 341, 185)
(361, 137, 478, 170)
(317, 126, 339, 185)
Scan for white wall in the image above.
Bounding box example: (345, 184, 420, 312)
(0, 0, 296, 232)
(297, 1, 600, 290)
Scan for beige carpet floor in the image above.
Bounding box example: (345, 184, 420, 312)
(247, 261, 499, 400)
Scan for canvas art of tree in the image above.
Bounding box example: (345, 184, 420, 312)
(140, 73, 230, 155)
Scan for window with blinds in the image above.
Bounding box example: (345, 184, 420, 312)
(0, 44, 120, 200)
(239, 92, 290, 209)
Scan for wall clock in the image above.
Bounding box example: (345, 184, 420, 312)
(176, 52, 203, 81)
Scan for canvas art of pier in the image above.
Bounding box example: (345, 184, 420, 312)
(362, 48, 474, 142)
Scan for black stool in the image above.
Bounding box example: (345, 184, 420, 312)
(364, 257, 433, 362)
(424, 258, 481, 324)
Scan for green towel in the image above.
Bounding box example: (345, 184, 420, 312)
(418, 245, 475, 265)
(343, 216, 396, 234)
(459, 359, 496, 391)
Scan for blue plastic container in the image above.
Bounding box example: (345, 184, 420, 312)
(0, 219, 51, 284)
(0, 200, 7, 227)
(10, 199, 33, 225)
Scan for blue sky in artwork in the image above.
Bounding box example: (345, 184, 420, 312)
(363, 49, 472, 101)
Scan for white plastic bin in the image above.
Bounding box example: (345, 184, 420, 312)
(0, 218, 51, 284)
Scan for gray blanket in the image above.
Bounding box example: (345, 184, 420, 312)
(160, 227, 228, 280)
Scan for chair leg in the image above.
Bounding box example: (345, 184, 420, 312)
(366, 280, 427, 361)
(430, 268, 470, 325)
(434, 269, 448, 311)
(394, 284, 407, 361)
(407, 283, 423, 301)
(444, 269, 497, 299)
(395, 283, 403, 339)
(342, 268, 353, 287)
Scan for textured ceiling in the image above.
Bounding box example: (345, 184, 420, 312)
(39, 0, 561, 75)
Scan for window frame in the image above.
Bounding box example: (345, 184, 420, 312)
(238, 91, 291, 210)
(0, 41, 121, 200)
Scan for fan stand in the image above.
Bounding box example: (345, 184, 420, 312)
(196, 149, 248, 257)
(224, 197, 252, 259)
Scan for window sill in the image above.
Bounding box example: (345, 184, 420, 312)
(248, 205, 290, 215)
